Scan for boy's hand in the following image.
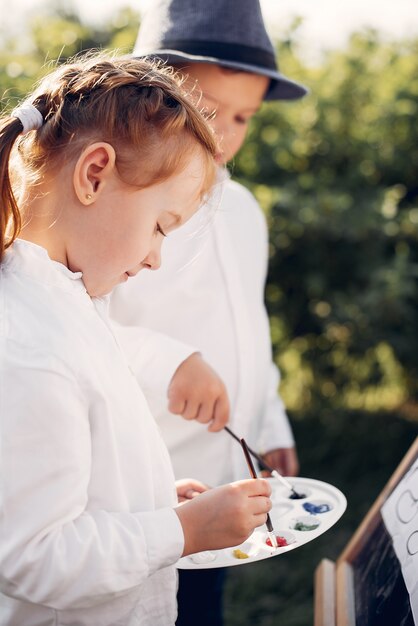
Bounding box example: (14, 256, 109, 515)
(175, 479, 272, 556)
(176, 478, 210, 503)
(261, 447, 299, 477)
(167, 353, 229, 431)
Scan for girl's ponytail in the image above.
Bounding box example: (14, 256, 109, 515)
(0, 104, 44, 261)
(0, 117, 25, 262)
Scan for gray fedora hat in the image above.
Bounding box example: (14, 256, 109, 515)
(132, 0, 308, 101)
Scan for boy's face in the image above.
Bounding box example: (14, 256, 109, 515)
(181, 63, 269, 164)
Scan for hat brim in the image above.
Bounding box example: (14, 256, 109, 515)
(132, 48, 308, 101)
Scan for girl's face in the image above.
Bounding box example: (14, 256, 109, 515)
(67, 152, 209, 297)
(182, 63, 269, 164)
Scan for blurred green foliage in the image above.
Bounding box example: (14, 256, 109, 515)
(0, 4, 138, 105)
(233, 31, 418, 416)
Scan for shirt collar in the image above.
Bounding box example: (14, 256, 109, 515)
(3, 239, 87, 295)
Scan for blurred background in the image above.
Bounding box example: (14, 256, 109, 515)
(1, 1, 417, 624)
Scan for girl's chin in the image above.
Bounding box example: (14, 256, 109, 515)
(85, 273, 133, 298)
(87, 282, 118, 298)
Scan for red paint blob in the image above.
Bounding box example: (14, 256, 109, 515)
(266, 535, 288, 547)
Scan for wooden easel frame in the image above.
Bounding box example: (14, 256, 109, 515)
(314, 437, 418, 626)
(314, 558, 336, 626)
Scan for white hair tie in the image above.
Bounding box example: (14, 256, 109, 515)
(11, 103, 44, 135)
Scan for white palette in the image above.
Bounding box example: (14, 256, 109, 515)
(177, 476, 347, 570)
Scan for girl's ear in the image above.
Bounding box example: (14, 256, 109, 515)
(73, 142, 116, 205)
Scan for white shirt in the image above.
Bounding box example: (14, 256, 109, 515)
(111, 178, 294, 486)
(0, 240, 191, 626)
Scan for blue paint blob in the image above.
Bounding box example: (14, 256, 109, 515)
(303, 502, 331, 514)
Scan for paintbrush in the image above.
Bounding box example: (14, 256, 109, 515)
(224, 425, 302, 499)
(239, 437, 278, 549)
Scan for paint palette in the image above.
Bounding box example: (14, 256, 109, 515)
(176, 476, 347, 569)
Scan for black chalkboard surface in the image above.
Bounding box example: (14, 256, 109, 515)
(314, 437, 418, 626)
(351, 512, 413, 626)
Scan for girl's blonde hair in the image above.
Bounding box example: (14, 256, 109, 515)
(0, 53, 218, 261)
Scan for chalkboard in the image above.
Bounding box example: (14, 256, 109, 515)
(314, 437, 418, 626)
(349, 512, 413, 626)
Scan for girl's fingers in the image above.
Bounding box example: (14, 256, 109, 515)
(252, 513, 269, 527)
(242, 478, 272, 498)
(185, 489, 201, 499)
(248, 495, 272, 516)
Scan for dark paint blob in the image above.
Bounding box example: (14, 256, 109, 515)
(289, 491, 306, 500)
(303, 502, 331, 514)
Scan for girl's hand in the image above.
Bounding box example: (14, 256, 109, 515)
(176, 478, 210, 503)
(167, 353, 229, 432)
(174, 478, 272, 556)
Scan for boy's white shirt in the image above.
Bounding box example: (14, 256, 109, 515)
(0, 240, 190, 626)
(110, 177, 294, 486)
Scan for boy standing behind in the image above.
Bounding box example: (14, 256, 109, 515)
(111, 1, 307, 624)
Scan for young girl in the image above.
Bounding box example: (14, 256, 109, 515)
(0, 54, 272, 626)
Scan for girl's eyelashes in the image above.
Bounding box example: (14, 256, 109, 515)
(156, 223, 167, 237)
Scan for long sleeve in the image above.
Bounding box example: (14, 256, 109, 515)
(236, 190, 294, 453)
(256, 360, 295, 453)
(112, 321, 198, 397)
(0, 339, 184, 610)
